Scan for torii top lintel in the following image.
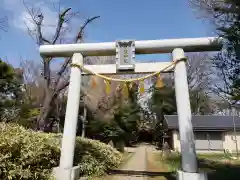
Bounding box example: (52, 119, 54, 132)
(39, 37, 223, 58)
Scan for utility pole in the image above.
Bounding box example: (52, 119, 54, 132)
(82, 104, 87, 138)
(232, 108, 239, 158)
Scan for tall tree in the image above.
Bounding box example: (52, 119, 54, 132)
(0, 16, 7, 32)
(190, 89, 216, 114)
(147, 53, 216, 140)
(148, 77, 177, 141)
(186, 53, 216, 114)
(190, 0, 240, 104)
(0, 59, 22, 121)
(86, 82, 143, 147)
(22, 2, 100, 131)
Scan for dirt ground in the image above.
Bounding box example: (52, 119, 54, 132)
(93, 144, 175, 180)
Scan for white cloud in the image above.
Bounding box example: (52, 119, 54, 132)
(3, 0, 87, 44)
(3, 0, 60, 38)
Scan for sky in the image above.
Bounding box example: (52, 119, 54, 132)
(0, 0, 215, 67)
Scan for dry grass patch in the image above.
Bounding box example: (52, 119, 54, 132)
(146, 152, 176, 180)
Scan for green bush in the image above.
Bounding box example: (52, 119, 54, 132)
(0, 123, 122, 179)
(74, 137, 122, 176)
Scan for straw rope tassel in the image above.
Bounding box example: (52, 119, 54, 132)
(91, 76, 97, 88)
(155, 74, 164, 89)
(123, 82, 129, 98)
(128, 82, 133, 90)
(104, 80, 111, 94)
(139, 80, 145, 95)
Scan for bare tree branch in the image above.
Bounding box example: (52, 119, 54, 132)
(52, 8, 71, 44)
(0, 16, 8, 32)
(75, 16, 100, 42)
(21, 2, 103, 131)
(187, 52, 213, 92)
(53, 16, 100, 89)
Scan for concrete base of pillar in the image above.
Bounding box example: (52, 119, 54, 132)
(177, 170, 207, 180)
(52, 166, 80, 180)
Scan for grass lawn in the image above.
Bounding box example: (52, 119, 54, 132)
(147, 152, 240, 180)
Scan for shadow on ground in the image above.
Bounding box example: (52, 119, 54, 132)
(163, 156, 240, 180)
(108, 170, 176, 179)
(93, 160, 240, 180)
(198, 159, 240, 180)
(148, 152, 240, 180)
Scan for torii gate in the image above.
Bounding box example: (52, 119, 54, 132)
(39, 37, 222, 180)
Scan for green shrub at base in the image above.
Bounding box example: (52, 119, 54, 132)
(74, 137, 122, 176)
(0, 123, 122, 179)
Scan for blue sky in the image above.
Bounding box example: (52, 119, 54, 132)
(0, 0, 214, 67)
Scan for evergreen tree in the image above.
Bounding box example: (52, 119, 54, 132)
(148, 85, 177, 142)
(86, 82, 142, 148)
(0, 59, 22, 121)
(213, 0, 240, 103)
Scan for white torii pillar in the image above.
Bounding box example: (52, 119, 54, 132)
(173, 48, 207, 180)
(53, 53, 83, 180)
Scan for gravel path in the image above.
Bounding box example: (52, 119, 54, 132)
(110, 145, 148, 180)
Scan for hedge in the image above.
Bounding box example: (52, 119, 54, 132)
(0, 123, 122, 179)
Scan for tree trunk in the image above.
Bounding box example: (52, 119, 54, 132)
(36, 93, 55, 132)
(81, 106, 87, 138)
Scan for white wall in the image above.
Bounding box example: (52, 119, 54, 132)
(172, 130, 240, 153)
(223, 131, 240, 153)
(172, 130, 181, 151)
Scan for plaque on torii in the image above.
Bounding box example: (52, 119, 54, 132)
(116, 40, 135, 71)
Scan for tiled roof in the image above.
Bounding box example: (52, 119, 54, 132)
(164, 115, 240, 130)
